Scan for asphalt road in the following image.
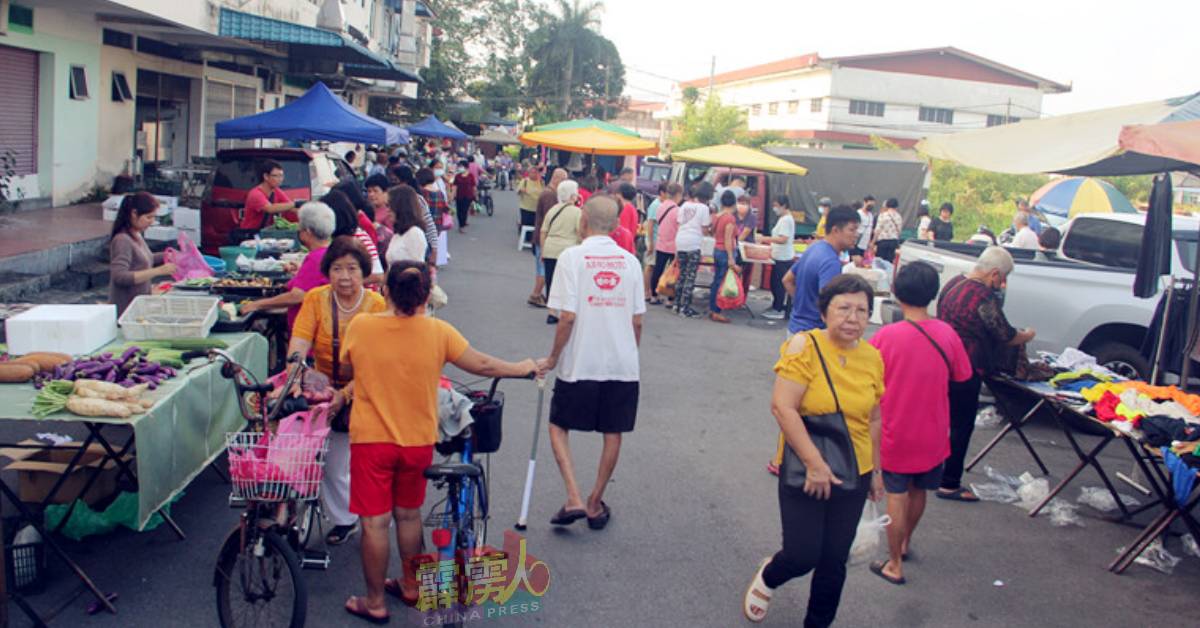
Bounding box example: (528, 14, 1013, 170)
(6, 190, 1198, 627)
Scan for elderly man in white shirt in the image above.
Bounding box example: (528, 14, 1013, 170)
(539, 195, 645, 531)
(1008, 211, 1040, 250)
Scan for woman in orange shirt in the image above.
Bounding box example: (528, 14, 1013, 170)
(340, 261, 543, 623)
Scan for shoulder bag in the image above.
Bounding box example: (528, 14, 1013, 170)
(329, 291, 352, 433)
(780, 332, 860, 492)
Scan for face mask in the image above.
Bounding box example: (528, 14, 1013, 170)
(434, 169, 445, 177)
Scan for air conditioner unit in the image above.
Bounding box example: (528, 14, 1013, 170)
(263, 72, 283, 95)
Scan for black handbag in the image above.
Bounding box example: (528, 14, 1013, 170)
(329, 291, 351, 433)
(780, 333, 860, 492)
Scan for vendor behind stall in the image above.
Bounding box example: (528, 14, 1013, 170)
(240, 159, 298, 230)
(240, 202, 335, 328)
(109, 192, 176, 316)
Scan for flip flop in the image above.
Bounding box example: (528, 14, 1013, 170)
(344, 596, 390, 624)
(550, 506, 587, 526)
(936, 487, 980, 502)
(383, 578, 418, 607)
(869, 560, 906, 586)
(587, 501, 611, 530)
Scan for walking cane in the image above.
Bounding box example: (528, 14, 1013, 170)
(515, 377, 547, 530)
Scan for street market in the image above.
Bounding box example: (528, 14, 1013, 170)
(0, 2, 1198, 628)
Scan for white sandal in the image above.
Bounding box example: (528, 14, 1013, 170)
(742, 557, 773, 623)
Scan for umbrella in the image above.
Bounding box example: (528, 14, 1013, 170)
(518, 127, 658, 156)
(671, 144, 808, 176)
(1029, 177, 1137, 219)
(1119, 119, 1200, 168)
(534, 118, 639, 137)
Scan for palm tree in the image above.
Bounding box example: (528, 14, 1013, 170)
(542, 0, 604, 116)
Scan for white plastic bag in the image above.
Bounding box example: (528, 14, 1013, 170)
(847, 501, 891, 565)
(1182, 534, 1200, 559)
(975, 406, 1002, 429)
(1077, 486, 1141, 512)
(1118, 539, 1182, 575)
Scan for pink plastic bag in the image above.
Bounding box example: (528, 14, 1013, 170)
(164, 232, 213, 281)
(228, 403, 331, 499)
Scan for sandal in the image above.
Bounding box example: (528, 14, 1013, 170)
(936, 487, 980, 502)
(869, 560, 906, 585)
(327, 522, 360, 545)
(344, 596, 390, 624)
(742, 557, 772, 623)
(550, 506, 587, 526)
(384, 578, 418, 607)
(586, 501, 611, 530)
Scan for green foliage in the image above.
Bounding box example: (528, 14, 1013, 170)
(526, 0, 624, 120)
(0, 148, 22, 214)
(1106, 175, 1154, 206)
(926, 158, 1049, 236)
(681, 86, 700, 105)
(869, 135, 902, 151)
(742, 130, 786, 149)
(671, 95, 747, 151)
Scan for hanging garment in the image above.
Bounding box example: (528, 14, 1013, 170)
(1140, 284, 1197, 375)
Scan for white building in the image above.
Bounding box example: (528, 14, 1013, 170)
(665, 47, 1070, 150)
(0, 0, 432, 206)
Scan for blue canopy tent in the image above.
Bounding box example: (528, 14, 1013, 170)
(406, 115, 468, 140)
(215, 82, 408, 145)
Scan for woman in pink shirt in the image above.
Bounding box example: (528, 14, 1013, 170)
(867, 262, 972, 586)
(649, 182, 682, 305)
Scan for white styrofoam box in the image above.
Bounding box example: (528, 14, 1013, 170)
(103, 207, 118, 222)
(102, 195, 173, 220)
(178, 226, 201, 247)
(154, 195, 178, 210)
(173, 207, 201, 230)
(5, 305, 118, 356)
(144, 226, 179, 241)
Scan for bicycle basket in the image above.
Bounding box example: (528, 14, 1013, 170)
(435, 390, 504, 456)
(226, 431, 328, 503)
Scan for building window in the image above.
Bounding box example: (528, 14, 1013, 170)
(69, 65, 89, 100)
(987, 114, 1021, 127)
(7, 3, 34, 34)
(103, 28, 134, 49)
(787, 100, 799, 114)
(919, 106, 954, 125)
(811, 98, 822, 113)
(751, 104, 762, 116)
(768, 102, 778, 115)
(849, 99, 884, 117)
(111, 71, 132, 102)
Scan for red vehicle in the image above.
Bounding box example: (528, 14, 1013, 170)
(200, 148, 353, 254)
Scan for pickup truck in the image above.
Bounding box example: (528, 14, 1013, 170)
(891, 213, 1198, 380)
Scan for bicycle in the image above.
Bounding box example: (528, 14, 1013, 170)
(210, 351, 331, 628)
(474, 176, 495, 217)
(420, 377, 514, 628)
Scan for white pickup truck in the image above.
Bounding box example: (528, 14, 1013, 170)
(891, 213, 1198, 380)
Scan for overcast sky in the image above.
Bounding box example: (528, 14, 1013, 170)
(595, 0, 1196, 116)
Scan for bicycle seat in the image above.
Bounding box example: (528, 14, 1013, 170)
(424, 462, 482, 481)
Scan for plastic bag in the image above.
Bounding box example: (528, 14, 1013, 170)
(163, 232, 213, 281)
(975, 406, 1002, 429)
(1118, 539, 1181, 575)
(657, 261, 679, 298)
(970, 466, 1023, 503)
(44, 491, 178, 541)
(1015, 474, 1049, 509)
(1182, 534, 1200, 559)
(1077, 486, 1141, 512)
(1044, 499, 1083, 527)
(716, 270, 745, 310)
(847, 501, 891, 565)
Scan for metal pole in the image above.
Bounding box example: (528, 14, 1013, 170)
(1150, 277, 1175, 385)
(515, 378, 547, 530)
(1181, 223, 1200, 390)
(708, 56, 715, 97)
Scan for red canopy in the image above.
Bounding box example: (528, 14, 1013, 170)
(1119, 119, 1200, 167)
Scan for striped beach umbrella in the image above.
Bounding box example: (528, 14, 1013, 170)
(1030, 177, 1138, 218)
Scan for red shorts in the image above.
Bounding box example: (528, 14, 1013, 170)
(350, 443, 434, 516)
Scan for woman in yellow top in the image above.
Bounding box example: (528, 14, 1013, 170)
(340, 260, 544, 623)
(286, 236, 388, 547)
(743, 274, 884, 626)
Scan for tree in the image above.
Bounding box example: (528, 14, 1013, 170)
(526, 0, 625, 120)
(671, 95, 746, 152)
(926, 158, 1048, 236)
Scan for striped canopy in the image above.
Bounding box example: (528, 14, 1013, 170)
(1030, 177, 1137, 218)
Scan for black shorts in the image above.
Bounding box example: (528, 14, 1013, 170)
(883, 463, 945, 494)
(550, 379, 639, 433)
(849, 247, 866, 258)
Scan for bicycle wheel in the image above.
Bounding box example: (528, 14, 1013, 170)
(293, 501, 319, 550)
(485, 197, 494, 216)
(215, 525, 307, 628)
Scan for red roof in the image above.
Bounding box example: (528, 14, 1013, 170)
(679, 53, 820, 89)
(625, 100, 666, 112)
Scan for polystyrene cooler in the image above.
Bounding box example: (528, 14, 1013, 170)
(4, 305, 118, 356)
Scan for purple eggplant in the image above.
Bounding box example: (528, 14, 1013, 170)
(104, 369, 118, 383)
(119, 346, 140, 362)
(147, 381, 158, 390)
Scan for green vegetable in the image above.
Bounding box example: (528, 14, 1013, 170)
(32, 380, 75, 418)
(273, 216, 299, 230)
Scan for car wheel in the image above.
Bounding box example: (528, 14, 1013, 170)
(1088, 342, 1150, 381)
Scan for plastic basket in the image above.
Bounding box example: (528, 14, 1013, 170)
(219, 245, 257, 268)
(118, 295, 219, 340)
(435, 391, 504, 456)
(203, 254, 226, 273)
(226, 431, 328, 503)
(5, 541, 45, 593)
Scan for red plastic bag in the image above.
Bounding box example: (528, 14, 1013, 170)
(163, 232, 214, 281)
(715, 269, 746, 310)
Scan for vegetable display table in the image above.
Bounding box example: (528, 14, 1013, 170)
(0, 331, 266, 617)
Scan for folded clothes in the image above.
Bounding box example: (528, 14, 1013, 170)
(1142, 416, 1200, 447)
(1081, 382, 1200, 417)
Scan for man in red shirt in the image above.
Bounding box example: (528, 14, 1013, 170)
(240, 159, 297, 230)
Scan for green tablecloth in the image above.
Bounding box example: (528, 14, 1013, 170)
(0, 332, 267, 529)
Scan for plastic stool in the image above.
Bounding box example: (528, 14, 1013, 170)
(518, 226, 535, 251)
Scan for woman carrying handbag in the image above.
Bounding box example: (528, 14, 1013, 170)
(743, 274, 885, 627)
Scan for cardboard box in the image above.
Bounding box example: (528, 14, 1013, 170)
(1, 440, 124, 506)
(4, 304, 118, 356)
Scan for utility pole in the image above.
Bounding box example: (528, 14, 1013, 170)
(708, 55, 716, 97)
(1006, 98, 1012, 124)
(602, 64, 611, 120)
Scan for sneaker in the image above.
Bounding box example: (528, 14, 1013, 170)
(761, 309, 785, 320)
(680, 308, 702, 319)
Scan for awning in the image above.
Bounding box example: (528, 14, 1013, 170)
(407, 115, 468, 140)
(915, 93, 1200, 176)
(534, 118, 639, 137)
(216, 82, 408, 144)
(343, 60, 422, 83)
(218, 7, 390, 68)
(671, 144, 808, 175)
(519, 127, 658, 156)
(1119, 119, 1200, 168)
(476, 128, 520, 145)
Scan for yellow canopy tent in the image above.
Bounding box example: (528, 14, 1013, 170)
(518, 126, 658, 156)
(670, 144, 808, 175)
